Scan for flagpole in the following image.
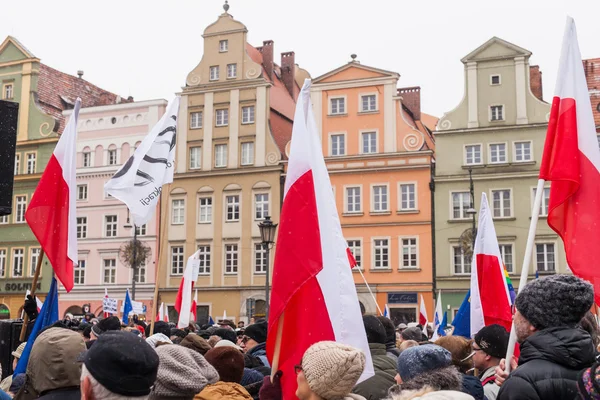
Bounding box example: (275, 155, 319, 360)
(20, 249, 45, 341)
(150, 183, 171, 336)
(356, 267, 383, 316)
(270, 312, 285, 382)
(504, 178, 546, 372)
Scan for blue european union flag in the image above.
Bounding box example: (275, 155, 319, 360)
(122, 289, 133, 324)
(451, 290, 471, 338)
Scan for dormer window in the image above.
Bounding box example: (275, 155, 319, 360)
(490, 105, 504, 121)
(219, 40, 228, 53)
(490, 75, 501, 85)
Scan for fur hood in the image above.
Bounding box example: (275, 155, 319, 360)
(387, 387, 473, 400)
(388, 366, 463, 398)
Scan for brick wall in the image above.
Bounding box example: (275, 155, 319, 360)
(529, 66, 543, 101)
(584, 58, 600, 131)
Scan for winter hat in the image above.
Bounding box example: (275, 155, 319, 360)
(214, 339, 243, 351)
(244, 321, 268, 344)
(473, 324, 509, 359)
(363, 315, 387, 344)
(402, 326, 424, 342)
(180, 333, 212, 355)
(397, 344, 452, 382)
(12, 342, 26, 359)
(146, 333, 173, 349)
(204, 346, 245, 383)
(301, 341, 366, 400)
(377, 316, 397, 344)
(150, 345, 219, 399)
(214, 327, 238, 343)
(240, 368, 264, 386)
(146, 320, 171, 338)
(515, 274, 594, 330)
(91, 316, 121, 337)
(578, 362, 600, 400)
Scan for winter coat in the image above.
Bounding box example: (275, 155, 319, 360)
(497, 327, 595, 400)
(0, 376, 12, 393)
(195, 381, 253, 400)
(247, 342, 270, 368)
(36, 387, 81, 399)
(386, 343, 401, 361)
(388, 366, 463, 397)
(459, 374, 483, 400)
(479, 366, 500, 400)
(388, 387, 474, 400)
(352, 343, 398, 400)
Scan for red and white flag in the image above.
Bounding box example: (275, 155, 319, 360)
(25, 99, 81, 292)
(24, 290, 43, 313)
(103, 288, 110, 318)
(539, 17, 600, 304)
(419, 294, 428, 334)
(157, 302, 169, 323)
(175, 249, 200, 328)
(191, 290, 198, 322)
(266, 80, 374, 399)
(470, 193, 513, 337)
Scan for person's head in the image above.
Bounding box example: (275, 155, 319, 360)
(81, 331, 159, 400)
(396, 344, 452, 384)
(362, 315, 386, 344)
(399, 340, 419, 354)
(149, 345, 218, 400)
(238, 321, 245, 328)
(580, 311, 600, 350)
(377, 316, 397, 346)
(471, 324, 509, 371)
(396, 323, 408, 334)
(214, 328, 237, 343)
(401, 326, 423, 342)
(180, 333, 212, 356)
(169, 328, 187, 341)
(83, 325, 92, 342)
(295, 341, 365, 400)
(219, 319, 236, 330)
(12, 342, 26, 370)
(204, 346, 245, 383)
(91, 316, 121, 340)
(145, 333, 173, 349)
(241, 321, 267, 352)
(514, 274, 593, 343)
(435, 335, 473, 374)
(145, 321, 171, 339)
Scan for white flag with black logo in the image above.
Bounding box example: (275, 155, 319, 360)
(105, 97, 180, 226)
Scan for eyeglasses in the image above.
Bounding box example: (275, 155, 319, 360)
(294, 365, 303, 375)
(241, 336, 250, 344)
(472, 347, 483, 352)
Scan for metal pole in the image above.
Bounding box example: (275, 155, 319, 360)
(265, 243, 270, 320)
(132, 227, 137, 301)
(469, 168, 476, 249)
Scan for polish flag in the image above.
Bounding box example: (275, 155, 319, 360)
(191, 290, 198, 322)
(539, 17, 600, 304)
(419, 294, 428, 335)
(175, 250, 200, 328)
(470, 193, 513, 337)
(103, 288, 110, 318)
(25, 99, 81, 292)
(157, 303, 169, 323)
(24, 290, 43, 313)
(267, 80, 373, 399)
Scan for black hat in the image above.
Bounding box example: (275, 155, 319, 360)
(377, 316, 396, 344)
(214, 328, 237, 343)
(91, 316, 121, 337)
(145, 320, 171, 338)
(83, 330, 159, 396)
(244, 321, 267, 344)
(474, 324, 509, 359)
(363, 315, 386, 344)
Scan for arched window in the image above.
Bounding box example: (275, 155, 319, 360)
(0, 304, 10, 320)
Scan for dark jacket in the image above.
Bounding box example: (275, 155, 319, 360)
(461, 374, 484, 400)
(352, 343, 397, 400)
(37, 388, 81, 400)
(497, 327, 595, 400)
(385, 343, 400, 361)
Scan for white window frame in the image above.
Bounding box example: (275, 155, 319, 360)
(170, 246, 185, 276)
(224, 243, 239, 274)
(76, 216, 87, 239)
(241, 142, 255, 166)
(490, 188, 513, 218)
(225, 195, 240, 222)
(25, 152, 36, 174)
(14, 154, 19, 175)
(254, 243, 267, 274)
(489, 104, 505, 122)
(328, 96, 347, 115)
(513, 141, 533, 163)
(359, 93, 378, 112)
(14, 195, 26, 224)
(531, 186, 551, 217)
(490, 74, 502, 86)
(198, 196, 213, 224)
(488, 142, 508, 164)
(107, 149, 118, 166)
(104, 215, 118, 237)
(450, 191, 471, 220)
(0, 248, 6, 278)
(209, 66, 219, 81)
(464, 144, 483, 165)
(82, 151, 91, 168)
(189, 146, 202, 170)
(254, 193, 269, 221)
(242, 105, 255, 124)
(12, 248, 24, 277)
(398, 182, 417, 211)
(360, 130, 378, 155)
(74, 259, 86, 285)
(77, 184, 88, 201)
(344, 185, 362, 214)
(29, 247, 41, 277)
(190, 111, 203, 129)
(452, 246, 471, 275)
(347, 239, 362, 269)
(215, 144, 228, 168)
(371, 183, 389, 213)
(135, 224, 147, 236)
(329, 132, 346, 157)
(499, 243, 515, 274)
(171, 199, 185, 225)
(372, 237, 390, 270)
(0, 215, 7, 224)
(534, 242, 557, 273)
(227, 63, 237, 79)
(102, 258, 117, 284)
(133, 260, 146, 283)
(399, 236, 419, 269)
(197, 244, 211, 275)
(215, 109, 229, 127)
(219, 40, 228, 52)
(3, 83, 13, 100)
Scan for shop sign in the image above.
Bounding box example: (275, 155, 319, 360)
(2, 282, 41, 293)
(388, 292, 418, 304)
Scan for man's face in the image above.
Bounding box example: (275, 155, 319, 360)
(238, 321, 245, 328)
(240, 336, 259, 353)
(471, 341, 489, 370)
(514, 309, 535, 343)
(295, 368, 312, 400)
(12, 357, 18, 371)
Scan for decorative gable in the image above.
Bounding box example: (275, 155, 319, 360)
(0, 36, 37, 64)
(461, 37, 531, 63)
(314, 62, 398, 84)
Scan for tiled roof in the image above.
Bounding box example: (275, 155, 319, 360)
(37, 64, 131, 134)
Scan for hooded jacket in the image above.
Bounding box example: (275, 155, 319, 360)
(352, 343, 397, 400)
(195, 381, 253, 400)
(497, 327, 595, 400)
(389, 366, 463, 396)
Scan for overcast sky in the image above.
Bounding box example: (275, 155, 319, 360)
(3, 0, 599, 118)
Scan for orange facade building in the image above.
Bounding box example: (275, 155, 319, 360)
(310, 59, 437, 324)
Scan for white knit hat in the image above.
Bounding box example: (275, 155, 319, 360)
(146, 333, 172, 349)
(302, 341, 365, 400)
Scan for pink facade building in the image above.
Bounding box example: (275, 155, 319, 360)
(58, 99, 167, 318)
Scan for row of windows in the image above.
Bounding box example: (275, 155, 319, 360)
(342, 183, 417, 214)
(346, 238, 420, 270)
(81, 148, 118, 168)
(189, 142, 255, 170)
(189, 106, 255, 129)
(0, 248, 41, 278)
(451, 187, 550, 220)
(464, 141, 532, 165)
(75, 216, 146, 239)
(328, 94, 378, 116)
(170, 243, 269, 276)
(74, 258, 146, 285)
(329, 131, 378, 156)
(171, 193, 269, 225)
(209, 64, 238, 81)
(14, 153, 36, 175)
(0, 196, 27, 225)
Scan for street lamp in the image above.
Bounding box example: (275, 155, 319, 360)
(467, 168, 477, 249)
(258, 215, 278, 320)
(123, 211, 137, 300)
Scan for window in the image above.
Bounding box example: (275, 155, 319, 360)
(347, 240, 361, 268)
(362, 132, 377, 154)
(225, 244, 238, 274)
(74, 260, 85, 285)
(103, 259, 116, 284)
(227, 63, 237, 79)
(172, 199, 185, 225)
(254, 244, 267, 274)
(255, 193, 269, 220)
(597, 135, 600, 149)
(0, 250, 6, 277)
(15, 196, 26, 223)
(241, 142, 254, 165)
(373, 239, 389, 269)
(499, 244, 514, 273)
(4, 84, 13, 99)
(14, 154, 19, 175)
(76, 217, 87, 239)
(330, 97, 345, 115)
(491, 75, 501, 85)
(83, 151, 91, 167)
(453, 246, 471, 274)
(0, 215, 6, 224)
(105, 215, 117, 237)
(215, 144, 227, 167)
(226, 195, 240, 221)
(29, 248, 40, 277)
(189, 147, 202, 169)
(452, 192, 471, 219)
(198, 245, 211, 275)
(345, 187, 361, 213)
(490, 105, 504, 121)
(77, 184, 88, 201)
(135, 224, 146, 236)
(536, 243, 555, 272)
(216, 109, 228, 126)
(533, 187, 551, 217)
(489, 143, 507, 164)
(372, 185, 388, 212)
(199, 197, 212, 223)
(400, 183, 416, 210)
(219, 40, 228, 52)
(210, 66, 219, 81)
(401, 238, 418, 269)
(12, 249, 23, 277)
(492, 189, 511, 218)
(26, 153, 36, 174)
(361, 95, 377, 112)
(108, 149, 117, 165)
(190, 112, 203, 129)
(514, 141, 532, 162)
(331, 134, 345, 156)
(242, 106, 255, 124)
(133, 261, 146, 283)
(171, 247, 184, 275)
(465, 144, 482, 165)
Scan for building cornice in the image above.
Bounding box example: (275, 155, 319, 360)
(174, 165, 283, 180)
(435, 171, 539, 182)
(434, 123, 548, 135)
(181, 79, 270, 96)
(311, 76, 398, 92)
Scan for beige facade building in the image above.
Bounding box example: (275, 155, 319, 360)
(158, 5, 309, 324)
(434, 37, 568, 315)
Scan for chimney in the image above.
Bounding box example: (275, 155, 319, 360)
(281, 52, 296, 97)
(398, 87, 421, 120)
(262, 40, 274, 80)
(529, 65, 543, 101)
(77, 70, 84, 79)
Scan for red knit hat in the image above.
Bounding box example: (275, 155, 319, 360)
(204, 346, 245, 383)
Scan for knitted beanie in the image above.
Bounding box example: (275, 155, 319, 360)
(146, 333, 173, 349)
(204, 346, 245, 383)
(363, 315, 386, 344)
(397, 345, 452, 382)
(180, 334, 212, 355)
(149, 345, 219, 399)
(301, 341, 365, 400)
(515, 274, 594, 330)
(244, 321, 268, 344)
(91, 316, 121, 337)
(240, 368, 264, 386)
(401, 326, 424, 342)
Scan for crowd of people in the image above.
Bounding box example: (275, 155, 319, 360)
(0, 274, 598, 399)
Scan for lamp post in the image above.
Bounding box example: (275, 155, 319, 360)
(258, 215, 278, 320)
(466, 168, 477, 250)
(123, 211, 137, 300)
